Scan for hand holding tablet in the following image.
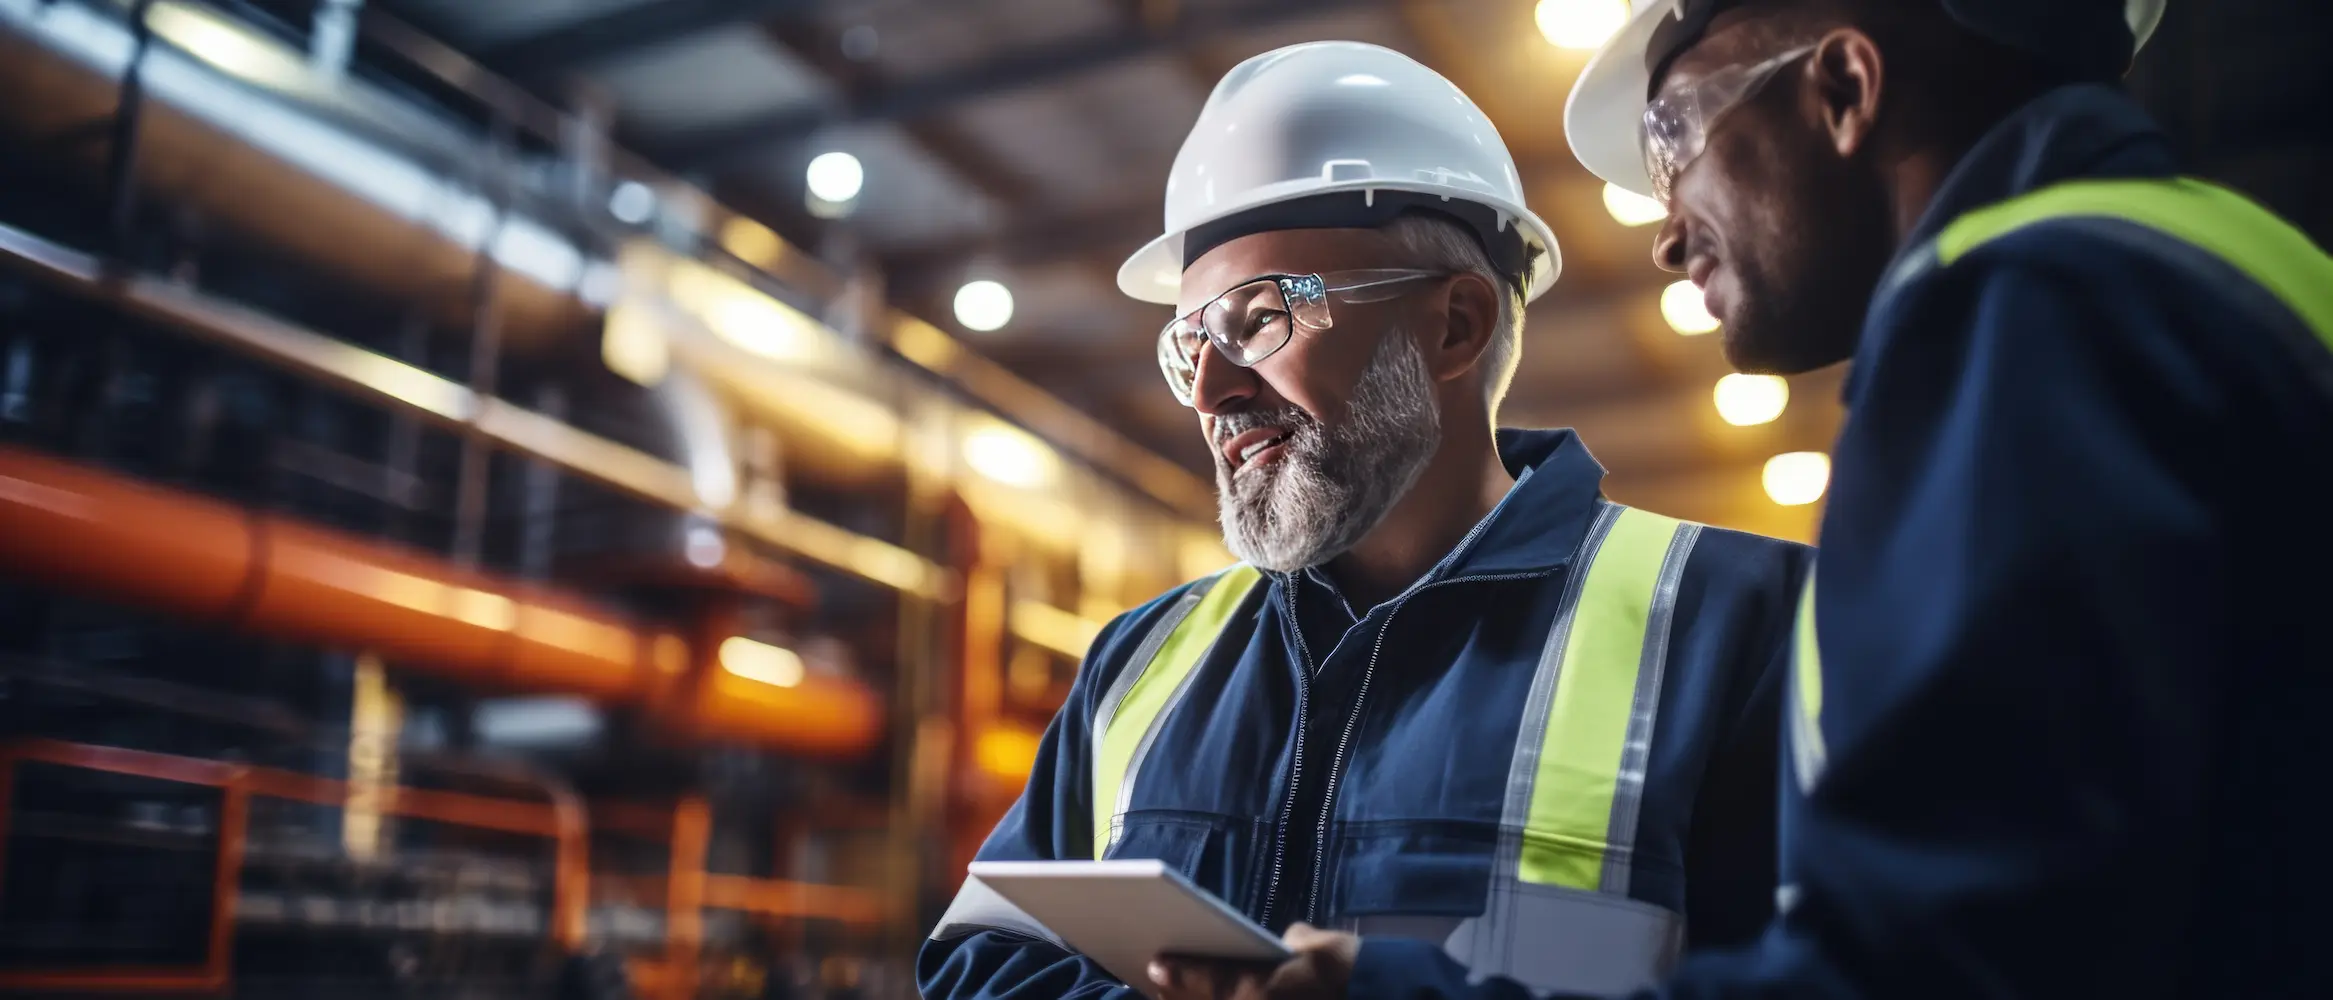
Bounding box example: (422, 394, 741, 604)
(965, 859, 1289, 997)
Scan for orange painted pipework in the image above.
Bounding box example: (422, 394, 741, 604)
(0, 446, 881, 756)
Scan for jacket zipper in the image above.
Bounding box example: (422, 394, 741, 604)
(1257, 582, 1319, 930)
(1271, 502, 1548, 927)
(1299, 568, 1544, 924)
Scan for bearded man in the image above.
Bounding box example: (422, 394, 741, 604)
(919, 42, 1812, 1000)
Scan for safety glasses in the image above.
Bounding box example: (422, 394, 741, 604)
(1156, 269, 1445, 407)
(1641, 45, 1815, 204)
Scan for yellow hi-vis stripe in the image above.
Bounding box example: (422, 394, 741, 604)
(1935, 177, 2333, 347)
(1521, 507, 1682, 890)
(1794, 571, 1822, 734)
(1092, 564, 1263, 859)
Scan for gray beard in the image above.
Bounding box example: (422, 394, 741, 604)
(1212, 330, 1442, 573)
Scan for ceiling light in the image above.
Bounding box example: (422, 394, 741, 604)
(1602, 182, 1667, 227)
(1713, 373, 1789, 426)
(607, 180, 656, 224)
(1661, 279, 1720, 335)
(805, 151, 864, 204)
(1763, 452, 1831, 506)
(954, 279, 1014, 332)
(1535, 0, 1629, 50)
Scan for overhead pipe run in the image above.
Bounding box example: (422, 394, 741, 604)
(0, 219, 955, 601)
(0, 446, 884, 757)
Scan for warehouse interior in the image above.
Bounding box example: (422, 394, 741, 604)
(0, 0, 2325, 998)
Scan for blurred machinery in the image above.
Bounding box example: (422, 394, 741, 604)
(0, 0, 1227, 996)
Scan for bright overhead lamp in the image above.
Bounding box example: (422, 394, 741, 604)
(1602, 182, 1668, 227)
(607, 180, 656, 224)
(806, 151, 864, 203)
(1535, 0, 1629, 50)
(1763, 452, 1831, 506)
(954, 279, 1015, 332)
(1713, 374, 1789, 426)
(1661, 279, 1721, 335)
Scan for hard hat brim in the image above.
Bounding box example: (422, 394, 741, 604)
(1567, 0, 2169, 199)
(1117, 179, 1564, 307)
(1564, 0, 1684, 201)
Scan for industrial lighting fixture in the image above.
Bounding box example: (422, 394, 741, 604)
(1535, 0, 1629, 49)
(1602, 182, 1668, 227)
(684, 525, 726, 569)
(1713, 373, 1789, 426)
(805, 151, 865, 205)
(1763, 451, 1831, 506)
(720, 636, 805, 688)
(607, 180, 657, 225)
(962, 423, 1057, 489)
(1661, 279, 1721, 335)
(953, 279, 1015, 332)
(147, 1, 309, 87)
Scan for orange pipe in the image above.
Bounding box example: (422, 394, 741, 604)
(0, 447, 880, 756)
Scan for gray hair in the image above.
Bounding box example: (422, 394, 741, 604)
(1381, 211, 1527, 415)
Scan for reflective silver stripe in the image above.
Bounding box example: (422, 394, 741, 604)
(1107, 631, 1222, 852)
(1599, 522, 1701, 896)
(1445, 884, 1681, 995)
(1094, 579, 1214, 740)
(928, 876, 1065, 947)
(1466, 501, 1621, 976)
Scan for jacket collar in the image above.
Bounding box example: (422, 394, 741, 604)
(1850, 85, 2176, 401)
(1461, 428, 1614, 577)
(1898, 83, 2175, 255)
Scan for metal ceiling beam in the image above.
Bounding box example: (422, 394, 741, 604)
(478, 0, 820, 78)
(663, 0, 1384, 169)
(881, 202, 1162, 284)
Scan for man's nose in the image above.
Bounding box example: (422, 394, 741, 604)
(1653, 211, 1689, 273)
(1190, 341, 1259, 415)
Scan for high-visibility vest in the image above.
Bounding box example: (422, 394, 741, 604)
(1790, 176, 2333, 794)
(1094, 503, 1707, 996)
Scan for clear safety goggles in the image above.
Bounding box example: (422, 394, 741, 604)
(1156, 269, 1445, 407)
(1641, 45, 1816, 204)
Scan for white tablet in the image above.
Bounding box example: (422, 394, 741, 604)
(965, 859, 1289, 996)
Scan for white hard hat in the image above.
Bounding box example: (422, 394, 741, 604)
(1120, 41, 1561, 305)
(1567, 0, 2169, 199)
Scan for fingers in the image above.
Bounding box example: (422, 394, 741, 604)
(1283, 923, 1339, 951)
(1150, 957, 1265, 1000)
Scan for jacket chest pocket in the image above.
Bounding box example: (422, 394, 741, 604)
(1104, 812, 1262, 916)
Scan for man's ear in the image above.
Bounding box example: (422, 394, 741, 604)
(1427, 272, 1501, 384)
(1809, 27, 1885, 159)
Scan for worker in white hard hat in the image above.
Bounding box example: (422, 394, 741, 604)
(920, 40, 1816, 1000)
(1145, 1, 2333, 999)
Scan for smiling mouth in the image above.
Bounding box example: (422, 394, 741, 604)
(1223, 430, 1293, 474)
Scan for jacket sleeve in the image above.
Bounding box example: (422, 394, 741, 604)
(917, 599, 1172, 1000)
(1345, 235, 2231, 1000)
(1679, 533, 1808, 951)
